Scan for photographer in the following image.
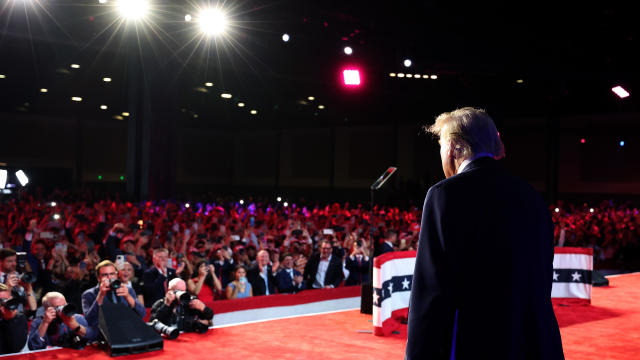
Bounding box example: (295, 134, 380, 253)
(0, 249, 37, 313)
(0, 283, 28, 355)
(81, 260, 145, 341)
(27, 292, 92, 350)
(344, 239, 371, 286)
(150, 278, 213, 334)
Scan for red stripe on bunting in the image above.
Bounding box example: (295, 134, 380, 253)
(554, 247, 594, 255)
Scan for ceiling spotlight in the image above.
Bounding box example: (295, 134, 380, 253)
(283, 202, 288, 207)
(199, 7, 228, 36)
(403, 59, 412, 67)
(185, 203, 190, 208)
(414, 74, 421, 78)
(239, 199, 244, 205)
(344, 46, 353, 55)
(0, 170, 6, 189)
(40, 88, 48, 93)
(103, 77, 112, 82)
(0, 74, 5, 79)
(116, 0, 150, 20)
(277, 196, 282, 202)
(99, 0, 108, 3)
(342, 69, 361, 86)
(389, 73, 396, 77)
(612, 85, 630, 98)
(50, 202, 57, 207)
(554, 208, 560, 213)
(15, 170, 29, 186)
(619, 140, 625, 147)
(282, 33, 290, 42)
(221, 93, 232, 99)
(122, 112, 130, 116)
(397, 73, 405, 78)
(250, 110, 258, 115)
(516, 79, 524, 84)
(590, 208, 594, 213)
(185, 14, 192, 22)
(71, 64, 80, 69)
(113, 115, 124, 120)
(406, 74, 413, 78)
(430, 75, 438, 79)
(71, 97, 82, 102)
(307, 96, 315, 101)
(318, 105, 325, 109)
(53, 214, 61, 220)
(205, 82, 213, 87)
(100, 105, 108, 110)
(237, 102, 245, 107)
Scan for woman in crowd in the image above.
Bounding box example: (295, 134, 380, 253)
(188, 259, 221, 308)
(225, 265, 252, 299)
(117, 261, 145, 306)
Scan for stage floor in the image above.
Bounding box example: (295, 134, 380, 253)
(5, 272, 640, 360)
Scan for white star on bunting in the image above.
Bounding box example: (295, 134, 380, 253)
(571, 271, 582, 282)
(402, 277, 410, 289)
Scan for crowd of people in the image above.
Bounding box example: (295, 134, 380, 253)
(0, 191, 638, 354)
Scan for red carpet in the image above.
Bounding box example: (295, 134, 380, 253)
(4, 273, 639, 360)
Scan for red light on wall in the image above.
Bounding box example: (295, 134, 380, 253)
(342, 69, 361, 86)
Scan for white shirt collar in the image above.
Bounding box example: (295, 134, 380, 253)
(457, 153, 494, 174)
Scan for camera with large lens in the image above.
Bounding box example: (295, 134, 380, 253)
(55, 303, 77, 317)
(148, 319, 179, 339)
(16, 252, 37, 284)
(174, 290, 196, 305)
(109, 279, 122, 291)
(0, 297, 25, 311)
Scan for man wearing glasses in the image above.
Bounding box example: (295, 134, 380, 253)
(303, 240, 344, 289)
(81, 260, 145, 341)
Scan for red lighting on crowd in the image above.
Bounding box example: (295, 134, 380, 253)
(342, 68, 361, 86)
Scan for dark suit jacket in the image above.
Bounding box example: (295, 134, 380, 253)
(247, 264, 275, 296)
(275, 268, 304, 294)
(303, 253, 344, 289)
(344, 255, 370, 286)
(142, 267, 177, 307)
(406, 157, 564, 360)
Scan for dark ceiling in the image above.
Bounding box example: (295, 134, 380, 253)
(0, 0, 637, 129)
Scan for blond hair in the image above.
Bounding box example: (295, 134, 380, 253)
(426, 107, 505, 159)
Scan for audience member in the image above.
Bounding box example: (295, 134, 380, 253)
(226, 265, 252, 299)
(28, 292, 91, 350)
(303, 240, 344, 289)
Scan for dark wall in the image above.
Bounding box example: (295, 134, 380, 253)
(2, 111, 640, 202)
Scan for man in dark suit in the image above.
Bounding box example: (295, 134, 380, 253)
(142, 248, 176, 306)
(406, 107, 564, 360)
(247, 250, 275, 296)
(303, 240, 344, 289)
(275, 254, 304, 294)
(81, 260, 145, 341)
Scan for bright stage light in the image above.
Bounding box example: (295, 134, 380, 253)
(221, 93, 232, 99)
(100, 105, 108, 110)
(16, 170, 29, 186)
(237, 102, 245, 107)
(403, 59, 412, 67)
(282, 33, 290, 42)
(344, 46, 353, 55)
(103, 77, 112, 82)
(53, 214, 61, 220)
(185, 203, 190, 208)
(389, 73, 396, 77)
(71, 64, 80, 69)
(342, 69, 361, 86)
(122, 112, 130, 116)
(0, 170, 7, 189)
(397, 73, 405, 78)
(0, 74, 5, 79)
(99, 0, 108, 3)
(50, 202, 57, 207)
(307, 96, 315, 101)
(185, 14, 192, 22)
(250, 110, 258, 115)
(239, 199, 244, 205)
(71, 97, 83, 102)
(612, 86, 630, 98)
(198, 8, 228, 36)
(40, 88, 48, 93)
(430, 75, 438, 79)
(205, 82, 213, 87)
(318, 105, 325, 109)
(117, 0, 150, 20)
